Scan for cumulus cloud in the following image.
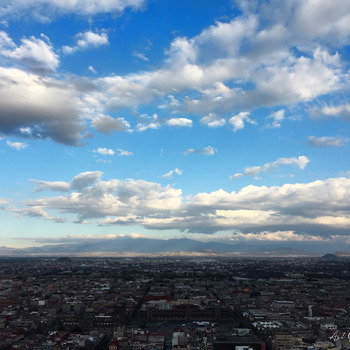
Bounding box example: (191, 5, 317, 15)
(0, 0, 349, 146)
(91, 115, 131, 134)
(116, 148, 133, 156)
(0, 31, 59, 73)
(200, 113, 226, 128)
(71, 171, 102, 190)
(63, 31, 109, 55)
(229, 112, 256, 131)
(24, 173, 182, 222)
(0, 64, 137, 144)
(0, 67, 84, 145)
(0, 0, 146, 22)
(166, 118, 192, 127)
(93, 147, 115, 156)
(184, 146, 216, 156)
(65, 3, 348, 123)
(162, 168, 183, 179)
(307, 136, 345, 147)
(6, 140, 28, 150)
(11, 172, 350, 237)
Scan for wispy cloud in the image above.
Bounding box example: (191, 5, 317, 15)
(133, 51, 149, 61)
(117, 148, 133, 156)
(231, 156, 309, 178)
(312, 104, 350, 120)
(229, 173, 243, 180)
(200, 113, 226, 128)
(6, 140, 28, 150)
(32, 171, 102, 193)
(88, 65, 97, 74)
(163, 168, 183, 179)
(184, 146, 217, 156)
(307, 136, 346, 147)
(266, 109, 285, 128)
(0, 0, 146, 22)
(136, 114, 161, 132)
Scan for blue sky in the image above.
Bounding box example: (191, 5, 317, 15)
(1, 0, 350, 252)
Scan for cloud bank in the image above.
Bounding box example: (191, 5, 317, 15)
(0, 0, 349, 145)
(3, 171, 349, 239)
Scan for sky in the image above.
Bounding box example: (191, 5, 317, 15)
(1, 0, 350, 252)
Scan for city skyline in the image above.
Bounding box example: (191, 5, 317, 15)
(1, 0, 350, 251)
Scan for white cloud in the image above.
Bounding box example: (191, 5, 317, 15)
(0, 0, 146, 21)
(230, 173, 243, 180)
(266, 109, 285, 128)
(117, 148, 133, 156)
(166, 118, 192, 127)
(230, 230, 329, 242)
(137, 122, 161, 132)
(288, 0, 350, 45)
(136, 114, 161, 132)
(200, 113, 226, 128)
(63, 31, 109, 55)
(184, 145, 216, 156)
(88, 65, 97, 74)
(0, 31, 59, 73)
(6, 140, 28, 150)
(32, 180, 71, 192)
(229, 112, 256, 131)
(133, 51, 149, 61)
(163, 168, 183, 179)
(93, 147, 115, 156)
(23, 173, 183, 223)
(307, 136, 345, 147)
(238, 156, 309, 177)
(13, 173, 350, 237)
(0, 0, 349, 147)
(311, 103, 350, 120)
(0, 198, 8, 205)
(71, 171, 103, 190)
(32, 171, 102, 193)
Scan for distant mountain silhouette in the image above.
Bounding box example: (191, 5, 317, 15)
(0, 237, 349, 257)
(320, 253, 339, 260)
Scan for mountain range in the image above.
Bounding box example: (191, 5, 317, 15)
(0, 237, 349, 257)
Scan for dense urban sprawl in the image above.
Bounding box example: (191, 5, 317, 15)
(0, 256, 349, 349)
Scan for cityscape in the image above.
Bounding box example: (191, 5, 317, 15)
(1, 0, 350, 349)
(0, 255, 349, 349)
